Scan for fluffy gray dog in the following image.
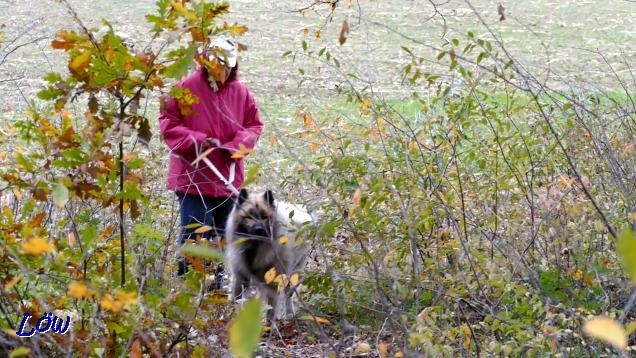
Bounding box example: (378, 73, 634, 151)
(225, 189, 315, 321)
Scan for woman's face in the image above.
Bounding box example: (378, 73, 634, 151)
(221, 64, 232, 83)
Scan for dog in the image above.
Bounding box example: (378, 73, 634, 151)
(225, 188, 315, 321)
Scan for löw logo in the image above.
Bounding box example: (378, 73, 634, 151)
(16, 312, 71, 337)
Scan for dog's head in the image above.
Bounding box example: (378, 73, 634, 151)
(232, 188, 277, 239)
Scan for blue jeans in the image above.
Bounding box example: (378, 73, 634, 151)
(175, 192, 234, 277)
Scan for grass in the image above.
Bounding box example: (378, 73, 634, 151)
(3, 0, 634, 112)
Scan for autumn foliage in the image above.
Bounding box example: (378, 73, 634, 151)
(0, 0, 257, 356)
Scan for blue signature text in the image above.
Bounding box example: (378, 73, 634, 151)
(16, 312, 71, 337)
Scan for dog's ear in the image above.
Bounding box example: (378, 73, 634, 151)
(238, 188, 249, 205)
(264, 190, 275, 208)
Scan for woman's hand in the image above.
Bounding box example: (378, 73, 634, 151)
(202, 138, 222, 150)
(202, 138, 233, 157)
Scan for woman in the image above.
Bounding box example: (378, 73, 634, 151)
(159, 36, 263, 280)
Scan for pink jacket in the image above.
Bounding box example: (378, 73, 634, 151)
(159, 67, 263, 198)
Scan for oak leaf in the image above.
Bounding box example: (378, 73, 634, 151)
(21, 237, 55, 256)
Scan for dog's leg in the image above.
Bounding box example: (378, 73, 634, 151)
(264, 287, 279, 323)
(231, 273, 249, 302)
(284, 287, 295, 319)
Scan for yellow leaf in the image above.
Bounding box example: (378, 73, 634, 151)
(354, 342, 371, 354)
(101, 294, 121, 313)
(583, 316, 627, 350)
(298, 315, 330, 324)
(195, 225, 213, 234)
(361, 98, 373, 114)
(9, 347, 30, 357)
(69, 50, 92, 74)
(378, 341, 388, 358)
(68, 281, 92, 300)
(290, 273, 299, 286)
(12, 189, 22, 201)
(462, 334, 471, 350)
(20, 237, 55, 256)
(310, 143, 319, 153)
(171, 1, 198, 22)
(100, 290, 137, 313)
(394, 353, 404, 358)
(116, 290, 137, 306)
(98, 226, 116, 241)
(223, 22, 249, 37)
(275, 274, 289, 292)
(573, 269, 583, 280)
(278, 236, 289, 245)
(264, 267, 276, 284)
(231, 144, 254, 159)
(2, 328, 17, 337)
(352, 187, 361, 207)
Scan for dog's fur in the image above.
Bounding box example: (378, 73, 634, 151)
(225, 189, 314, 320)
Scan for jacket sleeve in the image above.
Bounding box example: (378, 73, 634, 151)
(222, 91, 264, 154)
(158, 94, 207, 159)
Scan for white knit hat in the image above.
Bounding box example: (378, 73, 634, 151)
(209, 37, 237, 68)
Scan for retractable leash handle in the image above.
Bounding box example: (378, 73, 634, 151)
(191, 147, 240, 196)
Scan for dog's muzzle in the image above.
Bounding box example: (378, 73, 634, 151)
(248, 223, 269, 238)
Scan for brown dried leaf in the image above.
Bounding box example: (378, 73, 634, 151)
(339, 19, 350, 45)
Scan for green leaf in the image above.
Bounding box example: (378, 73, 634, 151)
(15, 154, 33, 172)
(164, 46, 196, 79)
(52, 182, 70, 208)
(229, 298, 264, 358)
(616, 228, 636, 284)
(89, 58, 119, 86)
(10, 347, 31, 358)
(477, 52, 487, 64)
(242, 164, 260, 187)
(178, 244, 224, 261)
(105, 321, 126, 334)
(43, 72, 63, 83)
(37, 87, 66, 101)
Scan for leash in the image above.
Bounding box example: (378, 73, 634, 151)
(191, 147, 240, 196)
